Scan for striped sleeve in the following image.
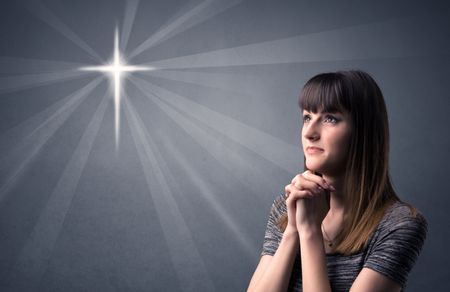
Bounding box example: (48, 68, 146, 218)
(364, 206, 428, 287)
(260, 195, 285, 257)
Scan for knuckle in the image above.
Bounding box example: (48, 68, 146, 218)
(289, 190, 299, 199)
(284, 185, 291, 192)
(307, 190, 314, 197)
(296, 190, 304, 197)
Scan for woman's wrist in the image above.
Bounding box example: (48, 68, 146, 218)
(297, 223, 322, 240)
(283, 226, 300, 242)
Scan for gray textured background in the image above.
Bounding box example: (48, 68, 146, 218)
(0, 0, 449, 291)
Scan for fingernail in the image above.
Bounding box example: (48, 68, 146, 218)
(329, 185, 336, 191)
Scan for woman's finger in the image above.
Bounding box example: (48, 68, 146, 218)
(291, 172, 327, 191)
(301, 170, 335, 191)
(284, 184, 292, 195)
(292, 178, 322, 195)
(291, 173, 326, 196)
(285, 184, 314, 199)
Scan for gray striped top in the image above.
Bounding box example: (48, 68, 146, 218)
(261, 195, 428, 292)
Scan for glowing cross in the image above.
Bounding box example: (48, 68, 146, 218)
(80, 28, 153, 148)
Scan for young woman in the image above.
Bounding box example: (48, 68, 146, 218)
(247, 70, 427, 292)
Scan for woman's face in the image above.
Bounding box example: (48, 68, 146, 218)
(301, 109, 352, 176)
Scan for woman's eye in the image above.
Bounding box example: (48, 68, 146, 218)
(324, 115, 338, 124)
(302, 115, 311, 122)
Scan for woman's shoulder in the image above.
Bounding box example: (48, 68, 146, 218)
(382, 200, 427, 227)
(363, 201, 428, 288)
(375, 200, 428, 240)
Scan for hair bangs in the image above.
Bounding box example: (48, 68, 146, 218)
(299, 73, 349, 114)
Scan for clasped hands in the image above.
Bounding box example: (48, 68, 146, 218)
(284, 170, 335, 233)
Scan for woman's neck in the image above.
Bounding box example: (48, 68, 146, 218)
(321, 173, 346, 247)
(322, 174, 346, 216)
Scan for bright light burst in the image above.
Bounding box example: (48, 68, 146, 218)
(79, 28, 154, 148)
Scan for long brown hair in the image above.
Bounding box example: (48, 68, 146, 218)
(277, 70, 415, 255)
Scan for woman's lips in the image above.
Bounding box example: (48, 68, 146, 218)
(306, 146, 324, 154)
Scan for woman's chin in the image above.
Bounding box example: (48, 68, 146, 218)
(306, 161, 345, 177)
(305, 162, 325, 174)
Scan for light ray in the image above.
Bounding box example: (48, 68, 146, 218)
(6, 90, 109, 291)
(79, 28, 153, 149)
(130, 77, 283, 198)
(128, 0, 242, 59)
(131, 76, 300, 174)
(0, 78, 100, 157)
(0, 77, 103, 203)
(124, 97, 215, 291)
(0, 70, 93, 95)
(159, 130, 256, 256)
(128, 78, 256, 255)
(0, 57, 84, 74)
(142, 16, 447, 69)
(120, 0, 140, 52)
(142, 68, 270, 98)
(20, 0, 103, 62)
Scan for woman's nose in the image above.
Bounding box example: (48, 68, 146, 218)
(303, 123, 320, 141)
